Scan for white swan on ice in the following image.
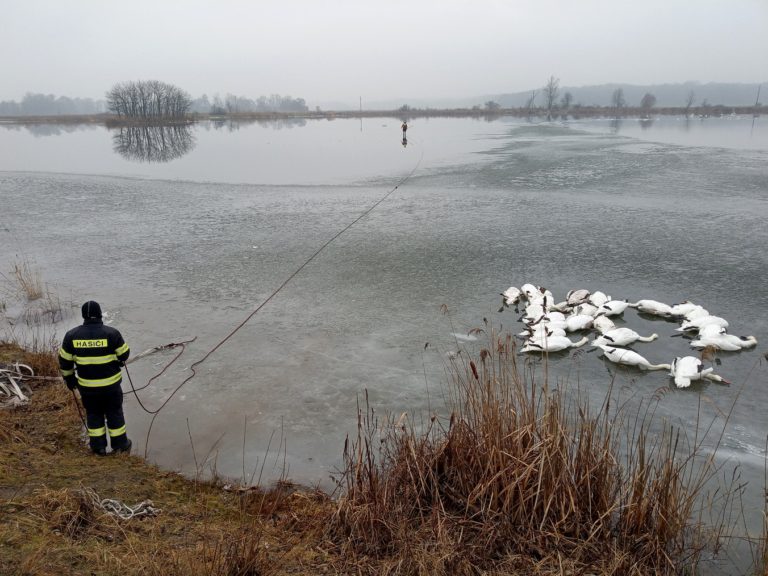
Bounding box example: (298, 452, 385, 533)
(564, 314, 594, 332)
(501, 286, 522, 307)
(690, 334, 757, 351)
(677, 315, 729, 333)
(628, 299, 674, 317)
(669, 356, 730, 388)
(596, 345, 672, 371)
(596, 299, 630, 317)
(592, 315, 616, 334)
(592, 327, 659, 347)
(521, 336, 589, 353)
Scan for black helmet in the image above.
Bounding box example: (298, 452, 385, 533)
(81, 300, 102, 319)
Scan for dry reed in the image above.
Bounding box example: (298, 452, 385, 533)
(10, 256, 43, 301)
(329, 327, 740, 575)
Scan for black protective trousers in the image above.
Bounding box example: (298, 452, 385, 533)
(79, 383, 129, 452)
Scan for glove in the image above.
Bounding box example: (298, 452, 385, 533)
(64, 376, 77, 391)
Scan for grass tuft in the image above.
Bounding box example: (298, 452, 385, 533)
(329, 327, 742, 575)
(11, 256, 43, 301)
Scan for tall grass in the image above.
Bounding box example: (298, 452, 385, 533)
(1, 256, 70, 325)
(11, 256, 43, 301)
(329, 327, 742, 575)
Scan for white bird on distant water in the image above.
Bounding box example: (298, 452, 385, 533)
(566, 289, 591, 306)
(683, 307, 710, 321)
(596, 299, 630, 317)
(518, 325, 566, 339)
(521, 336, 589, 353)
(550, 289, 591, 312)
(628, 299, 674, 317)
(522, 303, 547, 324)
(690, 334, 757, 351)
(592, 315, 617, 334)
(698, 323, 727, 337)
(589, 291, 611, 308)
(539, 311, 567, 323)
(677, 315, 729, 333)
(564, 314, 594, 332)
(527, 287, 554, 310)
(592, 327, 659, 347)
(669, 301, 705, 318)
(520, 284, 539, 301)
(669, 356, 730, 388)
(595, 345, 672, 371)
(501, 286, 522, 307)
(573, 303, 599, 317)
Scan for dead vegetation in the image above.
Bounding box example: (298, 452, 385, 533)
(329, 328, 757, 575)
(1, 255, 70, 326)
(0, 335, 766, 575)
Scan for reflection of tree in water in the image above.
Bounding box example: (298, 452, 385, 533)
(207, 117, 307, 132)
(112, 124, 195, 162)
(0, 124, 97, 137)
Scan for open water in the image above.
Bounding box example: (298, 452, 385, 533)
(1, 114, 767, 572)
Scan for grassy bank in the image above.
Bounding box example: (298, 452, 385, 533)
(1, 336, 766, 575)
(0, 341, 335, 575)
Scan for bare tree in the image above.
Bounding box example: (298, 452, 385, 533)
(485, 100, 500, 111)
(543, 76, 560, 119)
(684, 90, 696, 117)
(106, 80, 191, 120)
(640, 93, 657, 116)
(611, 88, 626, 115)
(525, 90, 537, 116)
(560, 92, 573, 111)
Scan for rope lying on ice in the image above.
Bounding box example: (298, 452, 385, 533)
(131, 151, 425, 456)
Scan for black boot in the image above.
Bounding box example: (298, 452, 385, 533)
(92, 447, 107, 456)
(112, 438, 132, 454)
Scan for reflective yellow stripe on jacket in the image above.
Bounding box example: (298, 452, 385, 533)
(74, 354, 118, 365)
(77, 372, 123, 388)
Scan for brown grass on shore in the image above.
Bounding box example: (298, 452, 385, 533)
(1, 335, 766, 575)
(0, 339, 335, 576)
(329, 328, 749, 575)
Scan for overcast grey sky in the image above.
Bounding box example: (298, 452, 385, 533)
(2, 0, 766, 106)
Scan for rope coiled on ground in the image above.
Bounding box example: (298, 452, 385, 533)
(81, 487, 161, 520)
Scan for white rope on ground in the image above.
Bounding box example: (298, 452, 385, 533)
(0, 364, 31, 406)
(81, 487, 161, 520)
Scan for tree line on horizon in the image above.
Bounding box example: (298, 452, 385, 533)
(0, 81, 309, 118)
(0, 93, 105, 116)
(1, 78, 761, 118)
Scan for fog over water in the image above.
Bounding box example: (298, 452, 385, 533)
(1, 117, 767, 570)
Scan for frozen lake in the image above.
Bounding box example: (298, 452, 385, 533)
(1, 115, 767, 569)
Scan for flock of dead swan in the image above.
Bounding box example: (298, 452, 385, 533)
(501, 283, 758, 389)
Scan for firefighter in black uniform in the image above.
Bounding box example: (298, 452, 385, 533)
(59, 301, 132, 456)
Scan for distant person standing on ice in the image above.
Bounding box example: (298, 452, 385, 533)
(401, 121, 408, 135)
(59, 301, 132, 456)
